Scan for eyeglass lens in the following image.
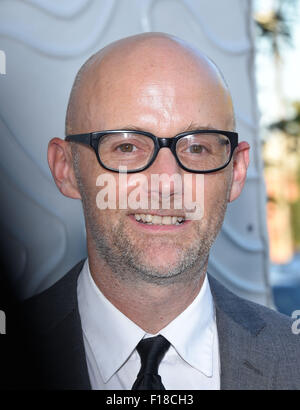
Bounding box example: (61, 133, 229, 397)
(98, 132, 231, 171)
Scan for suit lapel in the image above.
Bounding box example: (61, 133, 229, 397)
(208, 275, 276, 390)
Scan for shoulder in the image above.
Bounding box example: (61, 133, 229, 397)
(208, 274, 300, 387)
(208, 273, 295, 332)
(7, 259, 87, 389)
(13, 259, 85, 333)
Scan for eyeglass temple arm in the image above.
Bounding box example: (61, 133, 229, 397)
(65, 133, 91, 146)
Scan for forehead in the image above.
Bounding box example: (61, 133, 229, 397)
(76, 42, 234, 133)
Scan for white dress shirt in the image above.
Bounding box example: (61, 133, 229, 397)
(77, 259, 220, 390)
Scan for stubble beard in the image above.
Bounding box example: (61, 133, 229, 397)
(73, 155, 229, 286)
(79, 190, 228, 287)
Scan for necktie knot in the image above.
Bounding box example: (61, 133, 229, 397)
(132, 335, 170, 390)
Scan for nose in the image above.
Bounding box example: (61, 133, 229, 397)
(145, 147, 183, 202)
(151, 147, 181, 175)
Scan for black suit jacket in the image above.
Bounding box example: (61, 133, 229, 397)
(4, 260, 300, 390)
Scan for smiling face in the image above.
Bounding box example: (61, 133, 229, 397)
(64, 34, 240, 285)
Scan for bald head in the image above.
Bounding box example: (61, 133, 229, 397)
(65, 32, 235, 136)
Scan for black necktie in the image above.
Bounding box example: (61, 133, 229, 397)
(132, 335, 170, 390)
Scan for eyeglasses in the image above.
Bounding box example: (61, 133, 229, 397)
(65, 129, 238, 173)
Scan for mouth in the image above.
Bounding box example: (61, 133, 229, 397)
(128, 212, 189, 231)
(133, 213, 185, 225)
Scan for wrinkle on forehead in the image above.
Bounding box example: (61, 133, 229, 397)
(65, 32, 235, 135)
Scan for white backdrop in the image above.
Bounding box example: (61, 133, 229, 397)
(0, 0, 272, 306)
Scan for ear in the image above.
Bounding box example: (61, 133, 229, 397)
(47, 138, 81, 199)
(228, 141, 250, 202)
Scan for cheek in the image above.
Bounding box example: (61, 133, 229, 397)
(203, 173, 231, 216)
(78, 149, 102, 188)
(116, 174, 145, 200)
(115, 173, 151, 212)
(78, 153, 110, 212)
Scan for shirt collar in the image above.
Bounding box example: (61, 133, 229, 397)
(158, 275, 215, 377)
(77, 259, 215, 382)
(77, 259, 145, 383)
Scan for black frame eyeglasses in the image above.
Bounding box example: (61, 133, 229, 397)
(65, 129, 238, 173)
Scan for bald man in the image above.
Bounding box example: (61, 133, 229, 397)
(8, 33, 300, 390)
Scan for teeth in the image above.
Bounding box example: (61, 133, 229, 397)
(152, 215, 161, 225)
(162, 216, 172, 225)
(134, 214, 185, 225)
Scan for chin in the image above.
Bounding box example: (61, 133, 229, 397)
(140, 250, 180, 271)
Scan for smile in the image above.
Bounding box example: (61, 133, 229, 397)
(134, 213, 185, 225)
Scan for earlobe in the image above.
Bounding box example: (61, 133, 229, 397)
(229, 141, 250, 203)
(48, 138, 81, 199)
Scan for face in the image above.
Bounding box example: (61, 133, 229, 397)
(72, 41, 235, 285)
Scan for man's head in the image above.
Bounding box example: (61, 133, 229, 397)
(48, 32, 249, 287)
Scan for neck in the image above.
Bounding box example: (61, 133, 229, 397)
(87, 245, 207, 334)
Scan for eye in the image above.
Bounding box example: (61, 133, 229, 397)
(116, 143, 137, 152)
(187, 144, 207, 154)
